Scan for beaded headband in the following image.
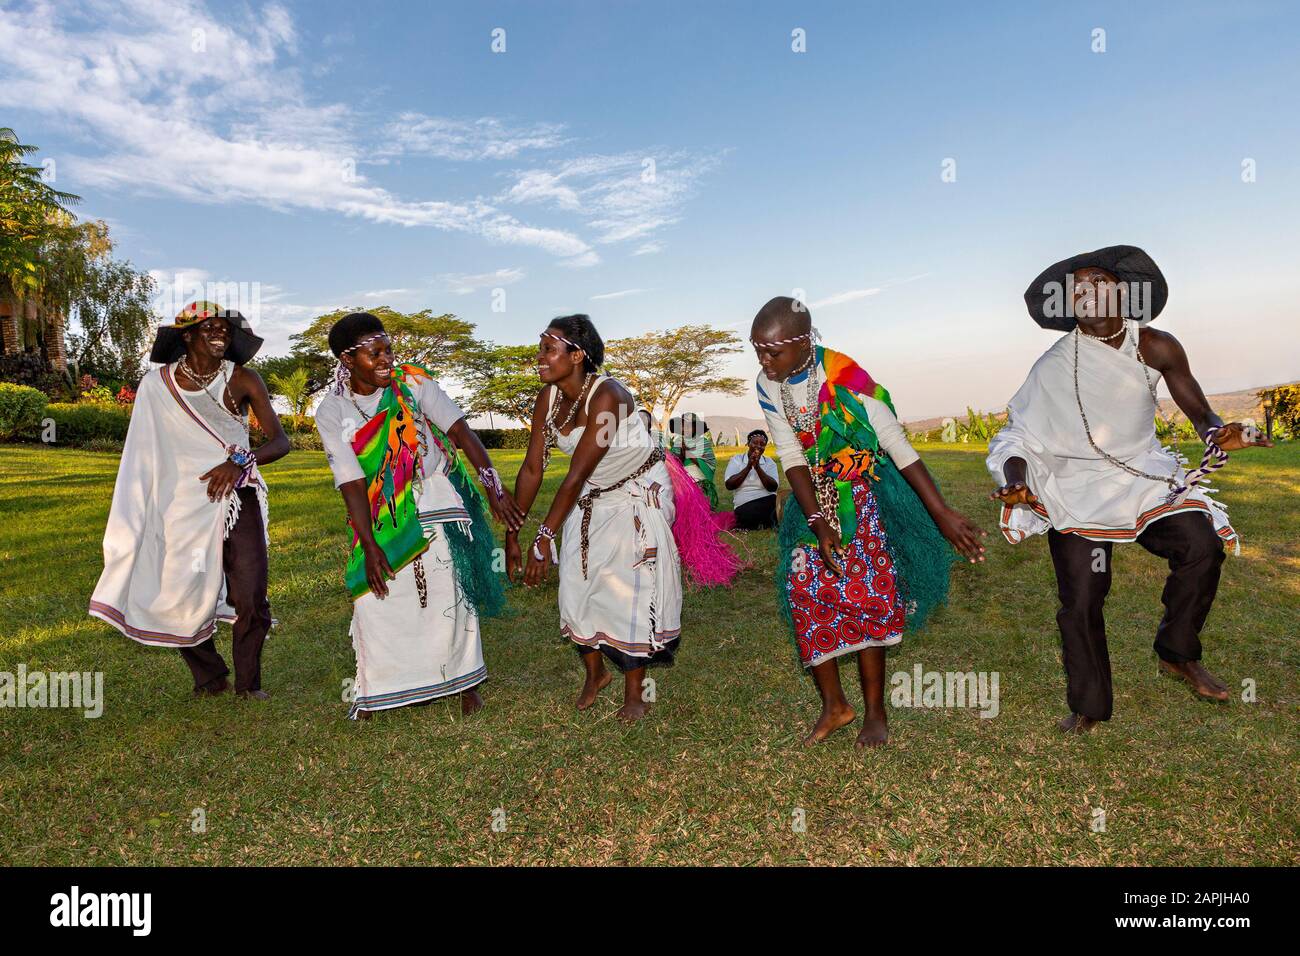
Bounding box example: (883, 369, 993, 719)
(341, 332, 389, 355)
(333, 332, 391, 395)
(749, 327, 820, 348)
(541, 329, 582, 351)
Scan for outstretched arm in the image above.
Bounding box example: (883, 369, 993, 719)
(523, 381, 626, 586)
(448, 417, 524, 531)
(898, 459, 986, 562)
(505, 390, 552, 582)
(1143, 329, 1272, 450)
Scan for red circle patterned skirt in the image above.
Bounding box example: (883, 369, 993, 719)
(787, 480, 906, 668)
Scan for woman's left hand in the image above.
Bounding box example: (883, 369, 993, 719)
(199, 461, 244, 501)
(935, 507, 987, 563)
(524, 536, 555, 587)
(488, 487, 526, 532)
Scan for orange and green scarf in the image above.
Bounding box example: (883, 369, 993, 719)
(345, 364, 501, 619)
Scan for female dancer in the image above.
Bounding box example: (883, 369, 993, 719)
(315, 312, 521, 719)
(507, 315, 734, 720)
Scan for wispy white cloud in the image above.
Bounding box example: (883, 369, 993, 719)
(384, 114, 567, 161)
(361, 288, 413, 298)
(590, 288, 648, 301)
(500, 150, 723, 247)
(435, 268, 525, 295)
(0, 0, 594, 264)
(810, 288, 882, 309)
(632, 241, 663, 256)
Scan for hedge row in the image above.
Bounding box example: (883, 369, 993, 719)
(2, 396, 534, 452)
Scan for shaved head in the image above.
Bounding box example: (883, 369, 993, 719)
(751, 296, 811, 343)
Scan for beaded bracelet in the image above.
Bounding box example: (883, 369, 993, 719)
(532, 524, 558, 563)
(477, 465, 505, 500)
(806, 511, 824, 527)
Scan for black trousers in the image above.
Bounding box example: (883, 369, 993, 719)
(733, 495, 777, 530)
(179, 487, 272, 693)
(1047, 511, 1225, 721)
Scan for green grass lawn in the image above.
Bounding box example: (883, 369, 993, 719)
(0, 440, 1295, 865)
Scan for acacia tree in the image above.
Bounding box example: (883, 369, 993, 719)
(294, 306, 480, 378)
(604, 324, 746, 423)
(460, 343, 539, 425)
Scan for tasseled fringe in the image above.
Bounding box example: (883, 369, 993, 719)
(663, 451, 741, 588)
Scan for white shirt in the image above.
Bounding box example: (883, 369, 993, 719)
(755, 365, 920, 475)
(315, 375, 470, 521)
(724, 452, 780, 508)
(986, 322, 1237, 548)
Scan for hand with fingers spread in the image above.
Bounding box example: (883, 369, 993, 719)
(934, 506, 988, 563)
(198, 461, 243, 501)
(989, 480, 1040, 507)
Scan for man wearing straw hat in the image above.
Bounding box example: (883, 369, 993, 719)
(89, 301, 289, 699)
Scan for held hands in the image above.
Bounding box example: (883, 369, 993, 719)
(934, 507, 988, 563)
(198, 461, 244, 501)
(523, 534, 557, 587)
(505, 534, 524, 584)
(488, 487, 526, 532)
(989, 481, 1039, 507)
(1210, 422, 1274, 452)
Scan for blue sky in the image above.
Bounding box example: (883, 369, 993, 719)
(3, 0, 1297, 422)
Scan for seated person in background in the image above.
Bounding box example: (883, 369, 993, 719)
(725, 429, 780, 529)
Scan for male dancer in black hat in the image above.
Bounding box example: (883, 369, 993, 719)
(987, 247, 1272, 733)
(90, 302, 289, 699)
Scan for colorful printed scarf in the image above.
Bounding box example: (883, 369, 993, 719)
(345, 364, 504, 620)
(794, 346, 895, 541)
(775, 346, 955, 648)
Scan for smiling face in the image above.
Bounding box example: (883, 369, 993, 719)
(1072, 266, 1124, 330)
(341, 333, 394, 393)
(747, 432, 768, 455)
(536, 329, 585, 385)
(181, 316, 231, 361)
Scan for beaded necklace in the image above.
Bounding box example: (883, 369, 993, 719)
(541, 372, 597, 472)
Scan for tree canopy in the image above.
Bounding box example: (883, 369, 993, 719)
(292, 307, 480, 378)
(604, 324, 746, 423)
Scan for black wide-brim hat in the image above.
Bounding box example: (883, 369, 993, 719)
(1024, 245, 1168, 331)
(149, 300, 264, 365)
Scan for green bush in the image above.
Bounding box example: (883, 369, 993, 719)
(476, 427, 531, 449)
(0, 383, 49, 440)
(45, 402, 132, 445)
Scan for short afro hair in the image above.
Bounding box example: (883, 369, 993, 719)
(328, 312, 386, 358)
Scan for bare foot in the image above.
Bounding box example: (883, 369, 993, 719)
(1158, 660, 1230, 701)
(1058, 713, 1098, 734)
(461, 688, 484, 716)
(354, 709, 372, 721)
(576, 668, 612, 710)
(802, 703, 856, 745)
(854, 711, 888, 749)
(236, 689, 270, 701)
(616, 697, 648, 722)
